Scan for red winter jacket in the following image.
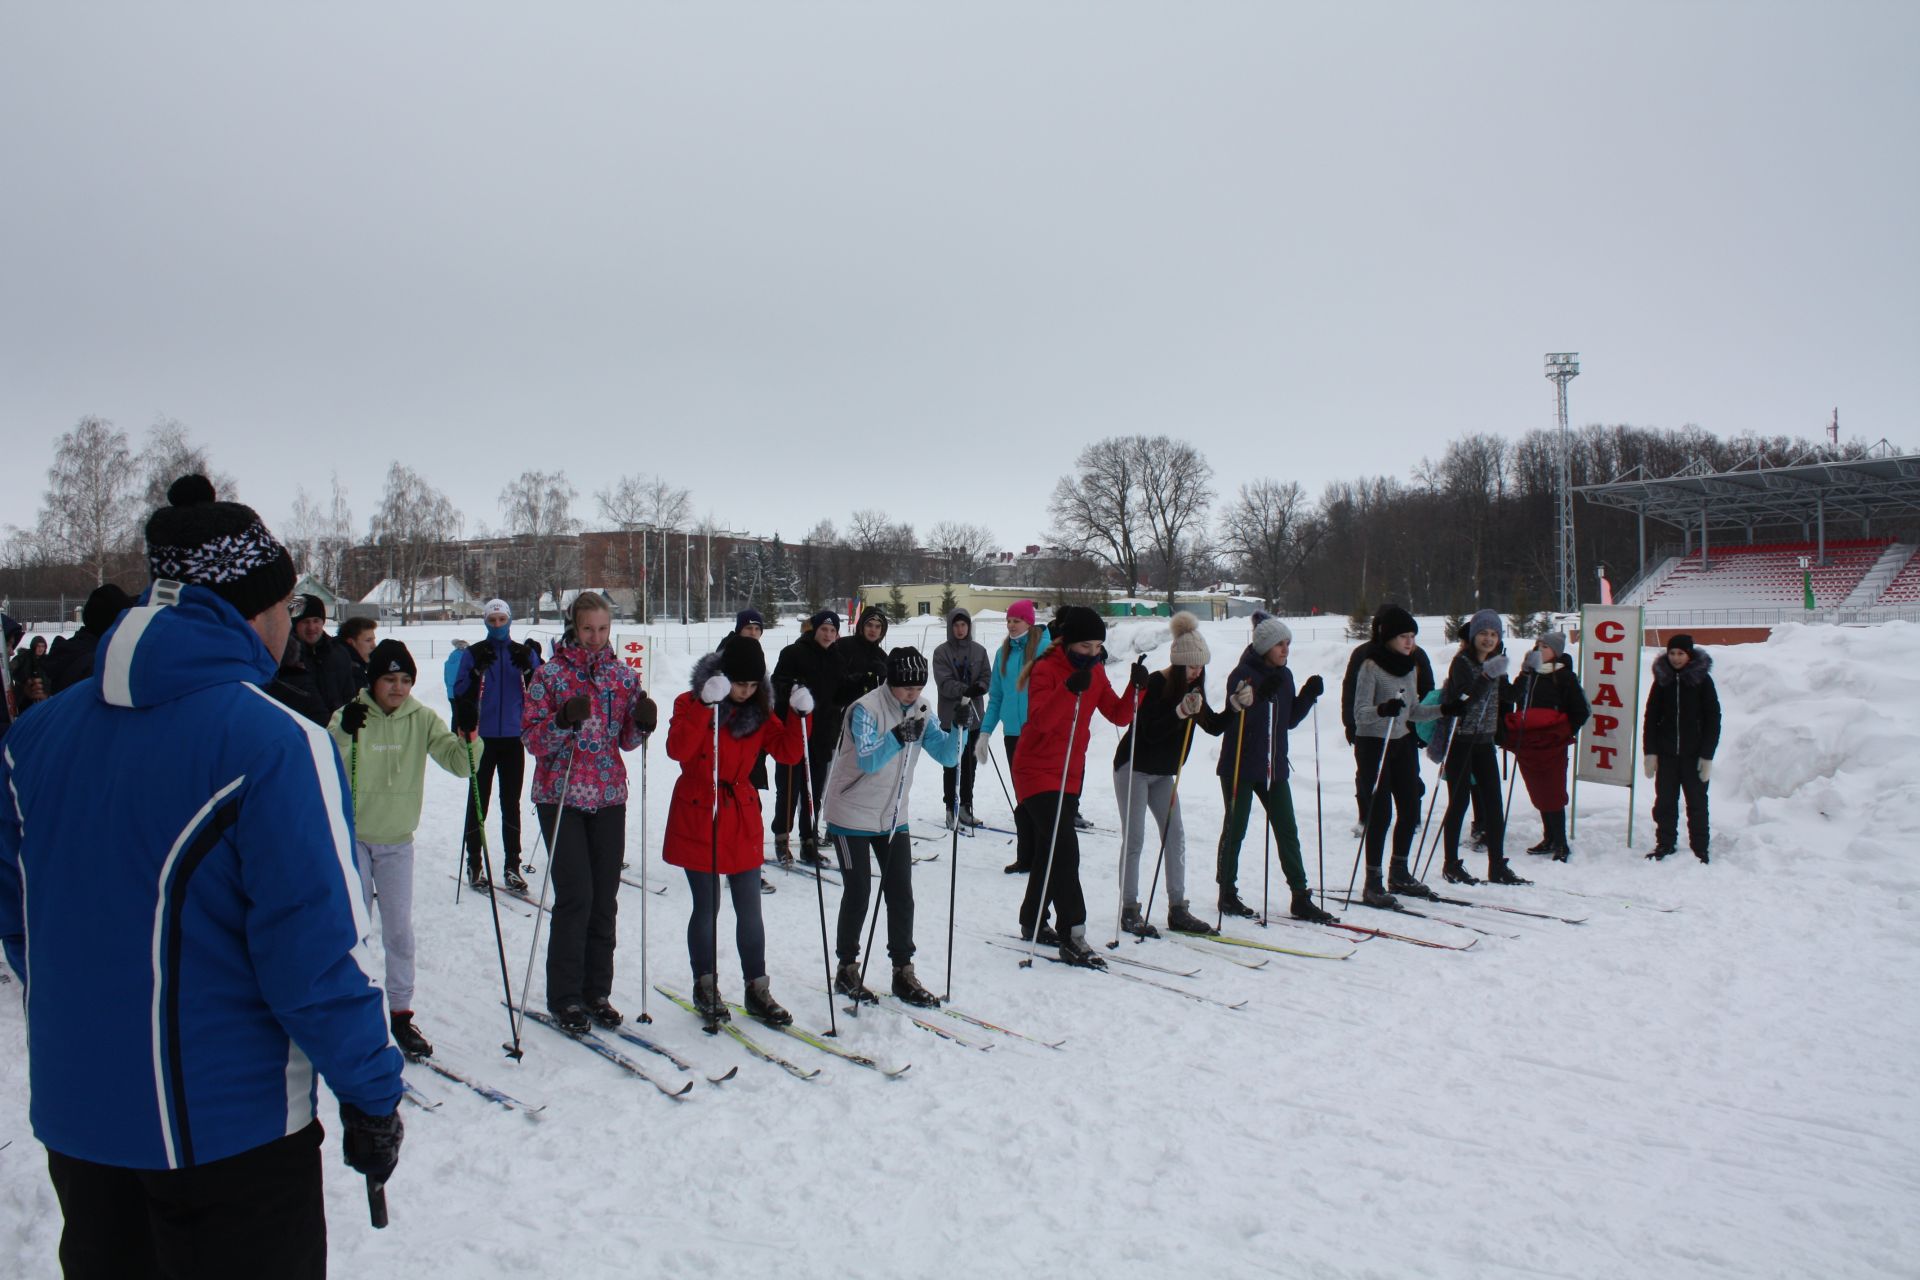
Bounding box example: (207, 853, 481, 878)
(663, 659, 805, 875)
(1011, 647, 1135, 802)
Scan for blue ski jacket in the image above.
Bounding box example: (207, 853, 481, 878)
(0, 583, 403, 1170)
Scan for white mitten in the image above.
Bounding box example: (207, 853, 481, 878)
(1697, 759, 1713, 782)
(700, 675, 731, 705)
(1481, 653, 1510, 680)
(1177, 690, 1204, 719)
(789, 685, 816, 715)
(1643, 755, 1657, 780)
(1230, 682, 1256, 711)
(974, 733, 992, 764)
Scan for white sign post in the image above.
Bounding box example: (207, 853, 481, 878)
(1575, 605, 1646, 845)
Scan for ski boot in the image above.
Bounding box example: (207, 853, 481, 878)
(1166, 902, 1214, 935)
(1217, 889, 1257, 919)
(760, 876, 776, 895)
(892, 963, 941, 1007)
(1289, 888, 1338, 925)
(1003, 859, 1031, 875)
(465, 860, 490, 890)
(744, 976, 792, 1026)
(774, 838, 794, 868)
(1486, 857, 1532, 886)
(502, 863, 528, 894)
(1442, 859, 1480, 885)
(1121, 903, 1159, 939)
(391, 1011, 433, 1059)
(1525, 835, 1553, 855)
(1021, 920, 1060, 946)
(798, 837, 828, 867)
(1073, 814, 1094, 832)
(692, 974, 730, 1026)
(1646, 842, 1675, 861)
(1058, 928, 1108, 969)
(1387, 858, 1434, 899)
(957, 805, 982, 829)
(1550, 837, 1573, 863)
(586, 997, 622, 1029)
(553, 1001, 591, 1035)
(1361, 871, 1401, 911)
(835, 960, 878, 1004)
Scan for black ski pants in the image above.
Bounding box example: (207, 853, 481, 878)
(465, 736, 526, 869)
(540, 802, 624, 1011)
(1018, 791, 1085, 935)
(1002, 734, 1036, 868)
(1652, 754, 1711, 854)
(1443, 739, 1504, 863)
(47, 1122, 325, 1280)
(1356, 734, 1423, 872)
(942, 726, 978, 812)
(772, 737, 832, 843)
(685, 868, 767, 980)
(833, 830, 916, 965)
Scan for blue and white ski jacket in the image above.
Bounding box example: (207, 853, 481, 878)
(0, 583, 403, 1170)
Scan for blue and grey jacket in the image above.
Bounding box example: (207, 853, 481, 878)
(823, 685, 962, 837)
(0, 583, 403, 1170)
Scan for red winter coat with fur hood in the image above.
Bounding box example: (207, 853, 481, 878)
(663, 650, 806, 874)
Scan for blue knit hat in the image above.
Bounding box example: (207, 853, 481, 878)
(1466, 608, 1503, 641)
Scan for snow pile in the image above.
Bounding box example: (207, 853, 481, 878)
(3, 618, 1917, 1278)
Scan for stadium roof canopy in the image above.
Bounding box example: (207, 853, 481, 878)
(1577, 443, 1920, 542)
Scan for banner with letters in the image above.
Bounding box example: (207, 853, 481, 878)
(1574, 605, 1644, 788)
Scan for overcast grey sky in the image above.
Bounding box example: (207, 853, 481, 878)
(3, 2, 1914, 553)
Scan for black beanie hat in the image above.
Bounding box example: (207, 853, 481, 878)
(1373, 604, 1418, 641)
(82, 583, 135, 635)
(735, 607, 765, 631)
(887, 646, 929, 688)
(293, 594, 327, 623)
(143, 475, 296, 621)
(1666, 633, 1697, 655)
(720, 634, 767, 683)
(806, 609, 841, 633)
(1055, 605, 1106, 646)
(366, 638, 417, 683)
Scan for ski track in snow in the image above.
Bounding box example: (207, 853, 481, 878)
(4, 618, 1916, 1278)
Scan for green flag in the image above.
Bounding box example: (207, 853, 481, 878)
(1803, 566, 1816, 610)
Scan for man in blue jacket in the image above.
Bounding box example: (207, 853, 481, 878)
(450, 597, 544, 891)
(0, 475, 404, 1278)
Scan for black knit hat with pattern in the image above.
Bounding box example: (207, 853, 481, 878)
(887, 646, 929, 688)
(143, 475, 296, 620)
(366, 638, 417, 683)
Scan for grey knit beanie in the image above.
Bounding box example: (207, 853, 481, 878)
(1251, 615, 1292, 654)
(1466, 608, 1504, 641)
(1168, 611, 1210, 666)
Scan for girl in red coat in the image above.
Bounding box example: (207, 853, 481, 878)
(1013, 606, 1141, 968)
(664, 635, 807, 1024)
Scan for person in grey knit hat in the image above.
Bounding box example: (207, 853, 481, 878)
(1435, 609, 1528, 885)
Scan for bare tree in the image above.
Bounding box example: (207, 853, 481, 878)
(284, 473, 355, 588)
(500, 470, 579, 622)
(847, 508, 916, 587)
(1217, 478, 1314, 609)
(795, 519, 841, 609)
(33, 416, 139, 586)
(135, 418, 236, 513)
(1134, 436, 1214, 602)
(925, 520, 997, 583)
(596, 473, 692, 621)
(369, 463, 462, 623)
(1048, 437, 1143, 592)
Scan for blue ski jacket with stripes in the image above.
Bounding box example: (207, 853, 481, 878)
(0, 583, 404, 1169)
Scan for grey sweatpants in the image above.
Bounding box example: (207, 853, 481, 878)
(355, 838, 417, 1014)
(1113, 765, 1188, 908)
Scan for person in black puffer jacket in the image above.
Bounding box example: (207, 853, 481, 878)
(1641, 634, 1721, 863)
(43, 584, 135, 696)
(278, 595, 357, 716)
(770, 611, 854, 865)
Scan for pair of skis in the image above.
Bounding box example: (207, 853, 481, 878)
(655, 985, 910, 1080)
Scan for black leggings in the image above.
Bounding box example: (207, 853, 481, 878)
(465, 736, 527, 865)
(1355, 735, 1423, 871)
(832, 830, 916, 964)
(1017, 791, 1084, 934)
(685, 868, 767, 980)
(1442, 740, 1504, 862)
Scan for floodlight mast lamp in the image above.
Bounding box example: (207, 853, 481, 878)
(1545, 352, 1580, 613)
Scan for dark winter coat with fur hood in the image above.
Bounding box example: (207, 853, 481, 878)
(663, 651, 805, 874)
(1642, 649, 1721, 760)
(834, 606, 891, 704)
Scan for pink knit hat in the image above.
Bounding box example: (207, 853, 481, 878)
(1007, 600, 1036, 626)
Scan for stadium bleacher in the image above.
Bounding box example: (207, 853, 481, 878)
(1643, 539, 1890, 610)
(1877, 549, 1920, 604)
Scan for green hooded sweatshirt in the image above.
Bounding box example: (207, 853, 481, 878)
(328, 690, 471, 845)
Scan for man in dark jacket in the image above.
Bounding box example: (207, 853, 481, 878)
(278, 594, 357, 715)
(450, 598, 544, 890)
(932, 607, 991, 827)
(0, 475, 402, 1277)
(43, 584, 134, 696)
(770, 610, 850, 865)
(1642, 634, 1721, 862)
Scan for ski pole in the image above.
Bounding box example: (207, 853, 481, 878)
(945, 714, 966, 999)
(854, 716, 917, 1010)
(1312, 704, 1325, 912)
(797, 708, 836, 1036)
(1109, 674, 1142, 949)
(509, 736, 577, 1055)
(1262, 695, 1276, 929)
(466, 738, 522, 1059)
(366, 1176, 388, 1229)
(1022, 690, 1083, 968)
(708, 700, 722, 994)
(454, 663, 487, 902)
(1500, 673, 1536, 839)
(1217, 699, 1249, 933)
(637, 724, 652, 1025)
(1138, 715, 1196, 936)
(1343, 711, 1402, 903)
(1413, 719, 1459, 884)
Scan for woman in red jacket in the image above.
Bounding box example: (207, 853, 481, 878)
(664, 635, 807, 1024)
(1013, 606, 1141, 968)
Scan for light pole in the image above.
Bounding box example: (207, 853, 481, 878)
(1545, 353, 1580, 612)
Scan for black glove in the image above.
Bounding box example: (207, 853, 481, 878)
(526, 640, 543, 660)
(1256, 671, 1286, 699)
(451, 696, 478, 735)
(469, 644, 496, 672)
(339, 1101, 403, 1183)
(511, 644, 532, 672)
(967, 682, 988, 699)
(1376, 698, 1406, 718)
(1064, 668, 1092, 695)
(1299, 674, 1324, 702)
(340, 702, 369, 738)
(1129, 657, 1149, 691)
(892, 715, 927, 745)
(631, 693, 658, 734)
(557, 695, 592, 728)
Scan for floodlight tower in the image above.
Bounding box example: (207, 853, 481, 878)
(1545, 352, 1580, 612)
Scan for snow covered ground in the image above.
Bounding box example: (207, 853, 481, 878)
(4, 616, 1917, 1278)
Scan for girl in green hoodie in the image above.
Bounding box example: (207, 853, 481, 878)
(329, 639, 470, 1059)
